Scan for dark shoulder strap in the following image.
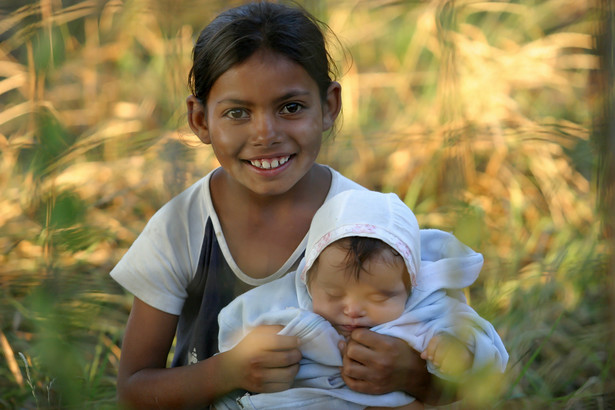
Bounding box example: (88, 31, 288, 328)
(172, 218, 254, 366)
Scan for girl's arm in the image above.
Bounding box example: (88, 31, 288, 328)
(117, 297, 301, 408)
(116, 297, 230, 408)
(339, 329, 458, 405)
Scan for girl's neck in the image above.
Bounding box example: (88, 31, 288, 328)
(209, 164, 331, 278)
(212, 164, 330, 211)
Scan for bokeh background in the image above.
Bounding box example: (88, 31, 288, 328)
(0, 0, 613, 408)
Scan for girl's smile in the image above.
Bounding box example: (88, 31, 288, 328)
(248, 155, 291, 170)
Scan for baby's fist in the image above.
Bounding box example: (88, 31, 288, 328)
(421, 334, 472, 376)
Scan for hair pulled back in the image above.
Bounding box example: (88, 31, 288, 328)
(188, 1, 337, 104)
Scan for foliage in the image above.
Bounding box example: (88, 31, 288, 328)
(0, 0, 611, 408)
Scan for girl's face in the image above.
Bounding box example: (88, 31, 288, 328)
(187, 50, 341, 197)
(309, 244, 409, 338)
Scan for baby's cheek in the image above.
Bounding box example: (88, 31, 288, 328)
(380, 301, 406, 322)
(311, 298, 329, 319)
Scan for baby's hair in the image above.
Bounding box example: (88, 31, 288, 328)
(308, 237, 411, 292)
(188, 1, 339, 104)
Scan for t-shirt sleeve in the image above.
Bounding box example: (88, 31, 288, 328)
(326, 167, 366, 197)
(110, 181, 207, 315)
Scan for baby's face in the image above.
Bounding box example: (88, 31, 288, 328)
(309, 244, 409, 338)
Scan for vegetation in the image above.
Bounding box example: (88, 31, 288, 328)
(0, 0, 612, 408)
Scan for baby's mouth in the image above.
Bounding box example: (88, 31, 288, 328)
(249, 155, 291, 170)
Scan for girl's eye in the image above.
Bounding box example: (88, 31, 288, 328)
(280, 103, 303, 115)
(224, 108, 249, 120)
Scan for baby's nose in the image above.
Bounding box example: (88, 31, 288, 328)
(343, 299, 366, 318)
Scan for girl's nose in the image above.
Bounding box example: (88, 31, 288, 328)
(252, 113, 280, 146)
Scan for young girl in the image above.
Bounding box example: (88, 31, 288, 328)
(111, 2, 454, 408)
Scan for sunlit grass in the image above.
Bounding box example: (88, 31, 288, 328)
(0, 0, 612, 407)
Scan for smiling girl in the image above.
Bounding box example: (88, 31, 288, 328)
(111, 2, 455, 408)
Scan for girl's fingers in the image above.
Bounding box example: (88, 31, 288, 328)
(341, 355, 369, 379)
(250, 360, 300, 393)
(264, 362, 300, 380)
(260, 348, 302, 368)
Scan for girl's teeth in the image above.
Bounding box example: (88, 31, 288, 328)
(250, 156, 290, 169)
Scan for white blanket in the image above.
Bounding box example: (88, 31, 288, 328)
(217, 229, 508, 409)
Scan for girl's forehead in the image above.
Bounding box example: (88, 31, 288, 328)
(208, 50, 319, 102)
(225, 50, 310, 83)
(248, 49, 295, 65)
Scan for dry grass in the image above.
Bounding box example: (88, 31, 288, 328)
(0, 0, 612, 407)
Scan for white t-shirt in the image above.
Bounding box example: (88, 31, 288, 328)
(110, 165, 363, 309)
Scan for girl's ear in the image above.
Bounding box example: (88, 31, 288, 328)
(186, 95, 211, 144)
(322, 81, 342, 132)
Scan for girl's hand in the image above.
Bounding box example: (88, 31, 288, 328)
(421, 334, 472, 376)
(338, 328, 430, 399)
(222, 325, 301, 393)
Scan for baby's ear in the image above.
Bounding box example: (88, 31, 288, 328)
(186, 95, 211, 144)
(322, 81, 342, 131)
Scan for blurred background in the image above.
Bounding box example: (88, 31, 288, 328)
(0, 0, 612, 408)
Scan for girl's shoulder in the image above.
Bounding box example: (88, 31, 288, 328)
(323, 165, 366, 198)
(109, 170, 218, 315)
(154, 171, 214, 223)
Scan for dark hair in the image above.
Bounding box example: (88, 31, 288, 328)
(308, 237, 411, 292)
(188, 1, 337, 104)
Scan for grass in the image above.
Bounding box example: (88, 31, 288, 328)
(0, 0, 613, 408)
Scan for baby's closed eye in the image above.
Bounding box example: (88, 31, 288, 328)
(368, 293, 391, 302)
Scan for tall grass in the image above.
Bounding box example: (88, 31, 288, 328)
(0, 0, 611, 408)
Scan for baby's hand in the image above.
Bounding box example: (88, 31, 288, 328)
(421, 334, 472, 376)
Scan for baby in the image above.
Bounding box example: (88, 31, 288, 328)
(216, 190, 508, 409)
(307, 234, 470, 377)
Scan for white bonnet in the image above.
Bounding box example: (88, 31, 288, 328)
(300, 190, 420, 287)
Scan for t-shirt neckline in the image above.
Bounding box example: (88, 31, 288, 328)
(203, 166, 335, 286)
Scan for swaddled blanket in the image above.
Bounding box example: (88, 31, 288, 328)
(216, 191, 508, 409)
(216, 231, 507, 409)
